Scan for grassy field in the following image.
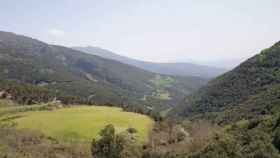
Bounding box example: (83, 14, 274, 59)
(150, 75, 175, 88)
(150, 75, 175, 100)
(1, 105, 154, 143)
(152, 89, 171, 100)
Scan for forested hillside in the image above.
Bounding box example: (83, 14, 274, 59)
(171, 41, 280, 124)
(0, 31, 207, 112)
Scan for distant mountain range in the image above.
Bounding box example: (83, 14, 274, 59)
(170, 41, 280, 124)
(196, 58, 248, 69)
(73, 46, 227, 78)
(0, 31, 207, 111)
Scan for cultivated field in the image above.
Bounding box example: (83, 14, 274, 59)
(0, 104, 154, 142)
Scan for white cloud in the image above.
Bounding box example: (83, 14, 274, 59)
(47, 29, 65, 38)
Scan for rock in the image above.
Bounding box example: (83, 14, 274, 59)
(37, 81, 49, 87)
(160, 140, 167, 146)
(0, 91, 6, 98)
(85, 73, 98, 82)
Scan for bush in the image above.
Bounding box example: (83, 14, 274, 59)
(189, 133, 242, 158)
(91, 124, 122, 158)
(190, 128, 280, 158)
(127, 128, 138, 134)
(273, 127, 280, 150)
(91, 125, 142, 158)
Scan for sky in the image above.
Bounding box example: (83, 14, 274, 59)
(1, 0, 280, 64)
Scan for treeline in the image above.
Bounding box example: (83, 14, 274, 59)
(0, 80, 86, 105)
(0, 79, 162, 120)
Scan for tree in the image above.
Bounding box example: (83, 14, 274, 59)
(273, 127, 280, 150)
(91, 124, 142, 158)
(91, 124, 124, 158)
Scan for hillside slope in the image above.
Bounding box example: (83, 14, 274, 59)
(171, 41, 280, 123)
(0, 31, 207, 110)
(73, 46, 226, 78)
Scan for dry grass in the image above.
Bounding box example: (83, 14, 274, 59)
(145, 120, 220, 156)
(0, 127, 91, 158)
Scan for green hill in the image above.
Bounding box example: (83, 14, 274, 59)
(171, 41, 280, 124)
(0, 31, 207, 111)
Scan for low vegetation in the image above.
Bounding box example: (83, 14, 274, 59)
(0, 127, 91, 158)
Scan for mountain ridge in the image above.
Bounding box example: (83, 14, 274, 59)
(73, 46, 227, 78)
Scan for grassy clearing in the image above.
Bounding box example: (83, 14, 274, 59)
(151, 75, 175, 88)
(152, 89, 171, 100)
(0, 104, 46, 117)
(0, 99, 17, 108)
(2, 106, 154, 143)
(150, 75, 175, 100)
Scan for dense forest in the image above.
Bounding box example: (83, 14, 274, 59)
(171, 41, 280, 124)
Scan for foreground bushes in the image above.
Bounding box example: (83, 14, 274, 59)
(0, 127, 91, 158)
(189, 115, 280, 158)
(189, 131, 279, 158)
(91, 124, 142, 158)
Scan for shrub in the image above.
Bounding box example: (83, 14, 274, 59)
(273, 127, 280, 150)
(91, 124, 122, 158)
(127, 128, 138, 134)
(91, 125, 142, 158)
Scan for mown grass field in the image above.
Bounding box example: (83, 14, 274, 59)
(0, 105, 154, 143)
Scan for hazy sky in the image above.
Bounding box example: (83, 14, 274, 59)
(1, 0, 280, 63)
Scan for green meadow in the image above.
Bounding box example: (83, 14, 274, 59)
(1, 105, 154, 142)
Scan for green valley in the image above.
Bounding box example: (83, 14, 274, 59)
(1, 2, 280, 157)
